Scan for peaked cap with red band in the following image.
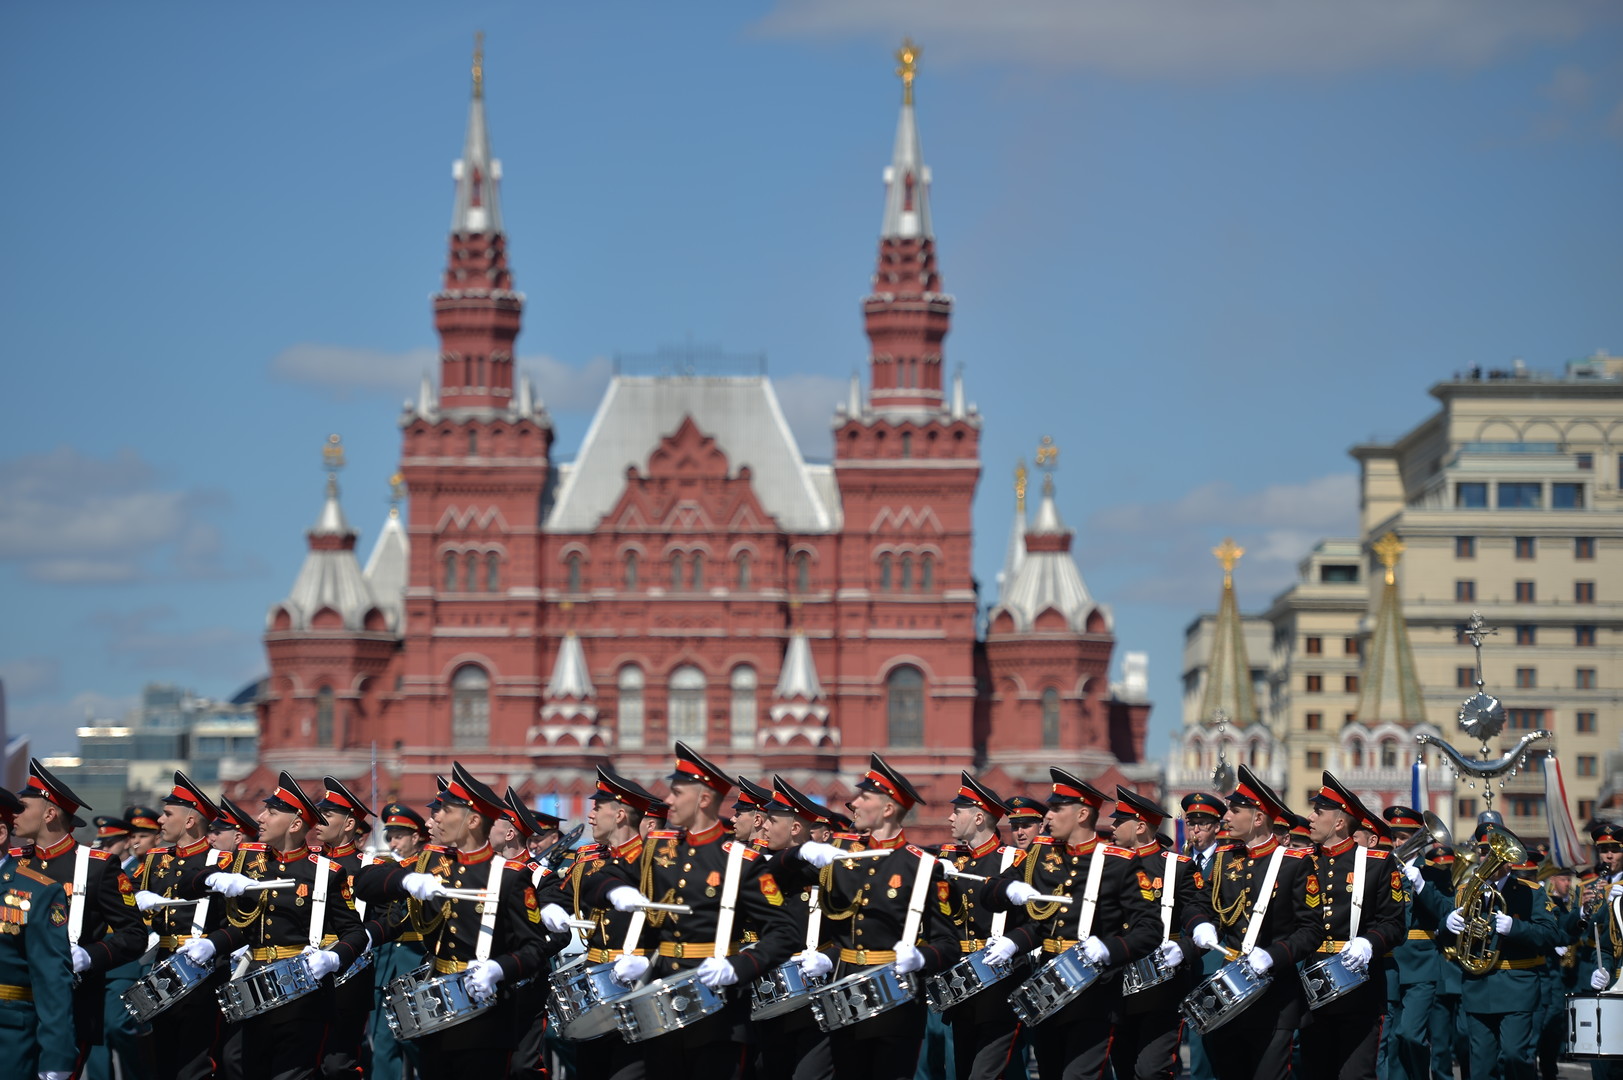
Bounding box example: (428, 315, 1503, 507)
(439, 762, 507, 824)
(593, 765, 658, 814)
(1289, 814, 1312, 839)
(667, 741, 733, 796)
(20, 758, 89, 828)
(125, 806, 161, 832)
(380, 802, 428, 834)
(503, 787, 543, 838)
(214, 794, 260, 839)
(644, 798, 670, 823)
(1226, 764, 1284, 822)
(1112, 786, 1167, 830)
(951, 771, 1008, 820)
(1047, 767, 1106, 809)
(855, 753, 926, 810)
(733, 775, 774, 813)
(1181, 791, 1225, 821)
(1383, 806, 1424, 830)
(768, 775, 825, 826)
(318, 777, 374, 821)
(164, 770, 220, 822)
(95, 814, 133, 840)
(263, 771, 322, 826)
(1311, 771, 1376, 833)
(1004, 796, 1046, 824)
(426, 775, 450, 813)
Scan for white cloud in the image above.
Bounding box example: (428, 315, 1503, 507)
(8, 690, 138, 758)
(774, 373, 847, 460)
(755, 0, 1610, 79)
(0, 657, 60, 701)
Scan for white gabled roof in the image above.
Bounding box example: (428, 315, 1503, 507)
(542, 632, 597, 723)
(545, 375, 836, 533)
(990, 476, 1108, 634)
(273, 477, 381, 632)
(771, 632, 828, 724)
(362, 508, 409, 632)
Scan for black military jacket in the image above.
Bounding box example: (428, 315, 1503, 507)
(1304, 838, 1407, 1014)
(935, 835, 1030, 1022)
(183, 842, 369, 969)
(579, 821, 799, 983)
(137, 836, 227, 953)
(536, 837, 646, 961)
(25, 834, 146, 974)
(1123, 841, 1213, 1014)
(1205, 836, 1324, 1028)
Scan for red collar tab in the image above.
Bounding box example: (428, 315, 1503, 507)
(38, 835, 77, 860)
(612, 837, 643, 860)
(327, 842, 357, 859)
(275, 846, 309, 862)
(1247, 837, 1279, 857)
(1323, 836, 1356, 857)
(970, 835, 1000, 859)
(1065, 838, 1098, 857)
(686, 822, 725, 846)
(1135, 841, 1162, 858)
(176, 837, 211, 858)
(456, 843, 494, 865)
(871, 831, 906, 850)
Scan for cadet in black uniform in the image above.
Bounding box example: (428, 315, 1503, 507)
(1199, 765, 1324, 1080)
(13, 758, 147, 1075)
(365, 800, 428, 1080)
(981, 769, 1160, 1080)
(1298, 773, 1407, 1080)
(312, 777, 374, 1080)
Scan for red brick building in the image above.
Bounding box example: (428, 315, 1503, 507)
(242, 54, 1155, 840)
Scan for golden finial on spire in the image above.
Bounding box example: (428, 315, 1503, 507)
(1014, 459, 1028, 512)
(323, 433, 345, 474)
(1034, 435, 1058, 472)
(472, 31, 484, 99)
(1213, 537, 1244, 588)
(388, 472, 406, 518)
(895, 38, 920, 105)
(1373, 532, 1405, 586)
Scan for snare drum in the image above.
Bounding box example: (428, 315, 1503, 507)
(335, 948, 374, 988)
(924, 947, 1016, 1013)
(1122, 950, 1178, 997)
(548, 956, 638, 1039)
(216, 955, 322, 1022)
(1568, 993, 1623, 1058)
(808, 966, 916, 1032)
(1179, 958, 1271, 1034)
(380, 963, 496, 1040)
(1299, 953, 1368, 1010)
(123, 951, 220, 1022)
(1007, 944, 1103, 1026)
(751, 960, 830, 1021)
(612, 968, 727, 1043)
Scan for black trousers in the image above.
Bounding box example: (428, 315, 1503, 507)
(1203, 1015, 1295, 1080)
(1299, 997, 1383, 1080)
(1109, 1008, 1183, 1080)
(508, 981, 549, 1076)
(756, 1012, 833, 1080)
(320, 966, 373, 1079)
(152, 970, 225, 1080)
(636, 1009, 748, 1080)
(1027, 1005, 1111, 1080)
(239, 986, 333, 1080)
(575, 1031, 647, 1080)
(945, 1013, 1020, 1080)
(828, 999, 929, 1080)
(419, 1043, 512, 1077)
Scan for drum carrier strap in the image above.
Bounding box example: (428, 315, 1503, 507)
(309, 856, 332, 949)
(899, 852, 938, 947)
(988, 847, 1020, 940)
(1348, 846, 1367, 940)
(713, 841, 747, 955)
(620, 910, 648, 959)
(1240, 847, 1287, 955)
(475, 858, 507, 962)
(190, 897, 212, 941)
(1075, 843, 1107, 940)
(68, 843, 91, 946)
(805, 886, 823, 952)
(1159, 851, 1178, 941)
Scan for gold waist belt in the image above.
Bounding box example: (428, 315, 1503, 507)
(0, 985, 32, 1002)
(157, 935, 204, 949)
(839, 948, 897, 965)
(1408, 929, 1433, 941)
(397, 931, 423, 943)
(960, 939, 986, 953)
(1497, 958, 1544, 971)
(433, 957, 469, 974)
(1042, 938, 1079, 954)
(1316, 940, 1350, 953)
(249, 945, 308, 962)
(587, 947, 647, 963)
(657, 941, 736, 959)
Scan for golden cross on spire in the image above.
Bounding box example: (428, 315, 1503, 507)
(1373, 532, 1405, 585)
(1213, 537, 1244, 588)
(388, 472, 406, 518)
(1014, 459, 1028, 512)
(1034, 435, 1058, 472)
(895, 38, 920, 105)
(472, 31, 484, 98)
(323, 433, 345, 474)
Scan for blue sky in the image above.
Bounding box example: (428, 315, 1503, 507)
(3, 3, 1620, 766)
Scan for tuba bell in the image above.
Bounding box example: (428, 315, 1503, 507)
(1393, 811, 1452, 865)
(1443, 829, 1527, 976)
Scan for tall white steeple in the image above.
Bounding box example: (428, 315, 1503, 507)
(451, 32, 503, 236)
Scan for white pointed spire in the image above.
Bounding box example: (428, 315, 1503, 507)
(514, 372, 534, 417)
(950, 366, 966, 419)
(542, 632, 598, 722)
(362, 506, 409, 632)
(271, 449, 384, 633)
(451, 34, 503, 236)
(847, 371, 864, 417)
(995, 460, 1028, 601)
(311, 473, 352, 537)
(881, 39, 932, 240)
(771, 632, 829, 723)
(1031, 473, 1067, 534)
(415, 372, 439, 420)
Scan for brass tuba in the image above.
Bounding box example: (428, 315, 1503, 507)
(1393, 812, 1452, 865)
(1443, 829, 1527, 975)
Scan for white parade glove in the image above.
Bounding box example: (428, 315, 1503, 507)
(230, 945, 249, 962)
(465, 958, 505, 1002)
(797, 841, 842, 868)
(302, 948, 341, 979)
(402, 872, 446, 902)
(540, 903, 572, 933)
(1493, 912, 1513, 936)
(1556, 946, 1569, 958)
(607, 886, 645, 913)
(134, 890, 165, 912)
(1594, 968, 1613, 991)
(1005, 882, 1041, 906)
(40, 1073, 73, 1080)
(1081, 936, 1111, 965)
(1403, 864, 1425, 893)
(1610, 883, 1623, 901)
(1191, 922, 1220, 951)
(983, 936, 1020, 965)
(204, 872, 251, 898)
(178, 937, 216, 965)
(1246, 948, 1274, 975)
(696, 957, 738, 988)
(1156, 940, 1185, 967)
(1340, 937, 1373, 971)
(797, 950, 833, 978)
(893, 943, 924, 975)
(1446, 908, 1466, 935)
(612, 954, 650, 985)
(70, 944, 92, 973)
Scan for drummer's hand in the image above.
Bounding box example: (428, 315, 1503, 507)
(612, 954, 650, 986)
(303, 948, 341, 980)
(70, 945, 92, 974)
(1246, 949, 1274, 975)
(1403, 864, 1425, 894)
(797, 949, 833, 978)
(1594, 968, 1613, 991)
(1004, 882, 1041, 906)
(402, 872, 446, 902)
(1191, 922, 1219, 951)
(607, 886, 645, 913)
(893, 944, 925, 975)
(696, 957, 738, 989)
(1340, 937, 1373, 971)
(465, 958, 505, 1002)
(539, 903, 572, 933)
(1081, 937, 1110, 965)
(1492, 912, 1514, 936)
(205, 872, 252, 898)
(178, 937, 216, 965)
(796, 842, 842, 868)
(1445, 908, 1466, 935)
(134, 890, 165, 912)
(983, 936, 1019, 965)
(1156, 940, 1185, 968)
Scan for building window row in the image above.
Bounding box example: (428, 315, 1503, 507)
(1452, 579, 1596, 604)
(443, 549, 502, 592)
(1457, 535, 1596, 559)
(877, 551, 936, 592)
(1455, 481, 1587, 510)
(603, 549, 809, 593)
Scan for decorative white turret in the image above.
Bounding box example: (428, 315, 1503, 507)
(271, 437, 386, 633)
(451, 33, 502, 236)
(880, 44, 932, 242)
(771, 632, 829, 724)
(989, 443, 1107, 634)
(541, 632, 597, 723)
(362, 478, 410, 632)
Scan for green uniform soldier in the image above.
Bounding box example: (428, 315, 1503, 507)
(366, 800, 430, 1080)
(1383, 805, 1449, 1080)
(0, 787, 76, 1079)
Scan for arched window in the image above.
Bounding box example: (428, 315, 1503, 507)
(670, 553, 683, 590)
(443, 551, 458, 592)
(624, 551, 639, 590)
(1381, 739, 1399, 768)
(886, 665, 925, 748)
(316, 686, 334, 747)
(566, 553, 583, 593)
(730, 666, 757, 749)
(1041, 688, 1060, 748)
(794, 552, 810, 592)
(920, 554, 934, 591)
(690, 552, 705, 591)
(901, 431, 913, 458)
(736, 552, 751, 590)
(617, 666, 644, 749)
(464, 552, 480, 592)
(451, 665, 489, 747)
(484, 552, 500, 592)
(467, 430, 478, 455)
(879, 554, 892, 591)
(669, 665, 706, 746)
(900, 554, 913, 590)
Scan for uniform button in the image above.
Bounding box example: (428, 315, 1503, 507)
(683, 863, 692, 871)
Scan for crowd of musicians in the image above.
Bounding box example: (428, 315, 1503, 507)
(3, 747, 1622, 1080)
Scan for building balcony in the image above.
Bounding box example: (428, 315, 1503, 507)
(1339, 767, 1412, 792)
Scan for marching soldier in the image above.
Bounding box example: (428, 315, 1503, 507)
(92, 817, 133, 860)
(578, 742, 800, 1080)
(312, 777, 375, 1080)
(1296, 773, 1406, 1080)
(1109, 787, 1215, 1080)
(982, 768, 1161, 1080)
(1199, 765, 1324, 1080)
(123, 807, 162, 873)
(12, 759, 147, 1075)
(1380, 805, 1449, 1080)
(0, 787, 76, 1080)
(525, 807, 565, 863)
(129, 771, 230, 1080)
(367, 801, 429, 1080)
(731, 776, 773, 847)
(1180, 790, 1227, 1080)
(1536, 858, 1576, 1080)
(1002, 798, 1045, 852)
(180, 771, 371, 1080)
(354, 763, 563, 1078)
(503, 788, 564, 1079)
(207, 793, 257, 1080)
